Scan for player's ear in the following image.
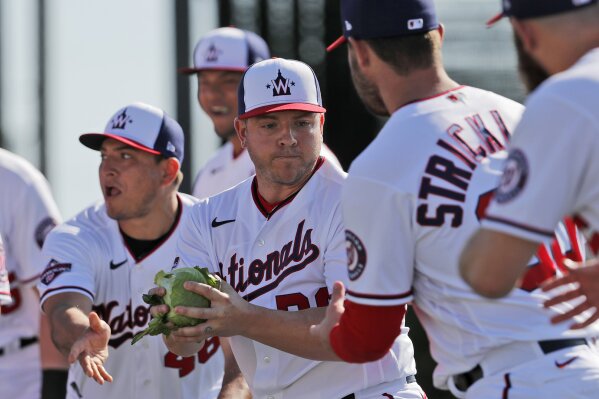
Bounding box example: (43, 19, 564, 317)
(437, 23, 445, 42)
(318, 113, 325, 136)
(161, 158, 180, 186)
(234, 117, 247, 148)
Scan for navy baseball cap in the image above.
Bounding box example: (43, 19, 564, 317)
(327, 0, 439, 52)
(80, 102, 185, 164)
(179, 27, 270, 74)
(237, 58, 325, 120)
(487, 0, 598, 26)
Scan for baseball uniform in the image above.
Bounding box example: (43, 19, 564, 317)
(192, 142, 342, 199)
(341, 85, 599, 397)
(484, 48, 599, 245)
(0, 148, 61, 399)
(38, 194, 224, 399)
(0, 236, 10, 306)
(178, 157, 423, 399)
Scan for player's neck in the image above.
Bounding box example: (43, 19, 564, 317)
(382, 67, 459, 113)
(255, 160, 319, 204)
(118, 193, 180, 240)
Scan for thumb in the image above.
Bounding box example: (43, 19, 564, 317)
(331, 281, 346, 308)
(88, 311, 103, 332)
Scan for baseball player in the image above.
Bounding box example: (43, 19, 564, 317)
(180, 26, 341, 200)
(150, 58, 426, 399)
(460, 0, 599, 358)
(0, 236, 10, 307)
(38, 103, 225, 399)
(0, 147, 66, 399)
(306, 0, 599, 398)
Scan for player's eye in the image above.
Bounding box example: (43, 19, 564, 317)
(121, 153, 132, 160)
(100, 153, 107, 160)
(296, 120, 312, 128)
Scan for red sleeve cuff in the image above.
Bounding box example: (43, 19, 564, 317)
(330, 299, 406, 363)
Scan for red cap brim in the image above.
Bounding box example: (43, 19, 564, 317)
(238, 103, 326, 120)
(326, 35, 347, 52)
(486, 12, 505, 28)
(79, 133, 161, 155)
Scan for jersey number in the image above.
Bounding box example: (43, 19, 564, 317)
(164, 336, 221, 378)
(275, 287, 330, 311)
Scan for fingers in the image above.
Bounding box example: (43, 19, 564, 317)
(184, 281, 224, 300)
(549, 300, 594, 325)
(150, 304, 170, 318)
(571, 310, 599, 330)
(170, 323, 211, 341)
(148, 287, 166, 296)
(173, 305, 218, 320)
(543, 287, 583, 308)
(98, 364, 114, 383)
(331, 281, 346, 305)
(541, 274, 575, 292)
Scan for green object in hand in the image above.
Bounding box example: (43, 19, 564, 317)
(131, 266, 220, 345)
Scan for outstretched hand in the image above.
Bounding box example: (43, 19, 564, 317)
(309, 281, 345, 360)
(542, 258, 599, 329)
(68, 311, 113, 384)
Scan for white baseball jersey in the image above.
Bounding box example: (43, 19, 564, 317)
(341, 85, 599, 390)
(192, 141, 342, 199)
(0, 236, 10, 306)
(38, 194, 224, 399)
(484, 48, 599, 243)
(179, 158, 418, 399)
(0, 148, 61, 399)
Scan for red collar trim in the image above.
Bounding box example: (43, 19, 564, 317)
(252, 156, 325, 219)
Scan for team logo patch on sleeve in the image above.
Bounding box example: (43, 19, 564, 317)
(40, 259, 72, 285)
(35, 217, 58, 248)
(495, 149, 528, 203)
(346, 230, 367, 281)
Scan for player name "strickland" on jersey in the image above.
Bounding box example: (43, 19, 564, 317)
(218, 219, 320, 301)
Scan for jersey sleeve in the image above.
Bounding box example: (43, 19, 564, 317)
(483, 94, 599, 242)
(11, 170, 61, 285)
(321, 198, 349, 290)
(342, 175, 414, 306)
(176, 202, 216, 273)
(37, 226, 97, 307)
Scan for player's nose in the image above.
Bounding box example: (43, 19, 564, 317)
(278, 124, 298, 147)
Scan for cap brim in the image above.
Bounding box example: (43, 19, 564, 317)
(326, 35, 347, 52)
(178, 66, 248, 75)
(238, 103, 326, 120)
(486, 12, 505, 28)
(79, 133, 161, 155)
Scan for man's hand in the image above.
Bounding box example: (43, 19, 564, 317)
(169, 279, 252, 342)
(309, 281, 345, 360)
(68, 312, 113, 384)
(542, 258, 599, 329)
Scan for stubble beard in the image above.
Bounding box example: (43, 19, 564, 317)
(514, 33, 550, 93)
(349, 52, 389, 117)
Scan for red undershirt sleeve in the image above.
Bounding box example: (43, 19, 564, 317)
(329, 299, 406, 363)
